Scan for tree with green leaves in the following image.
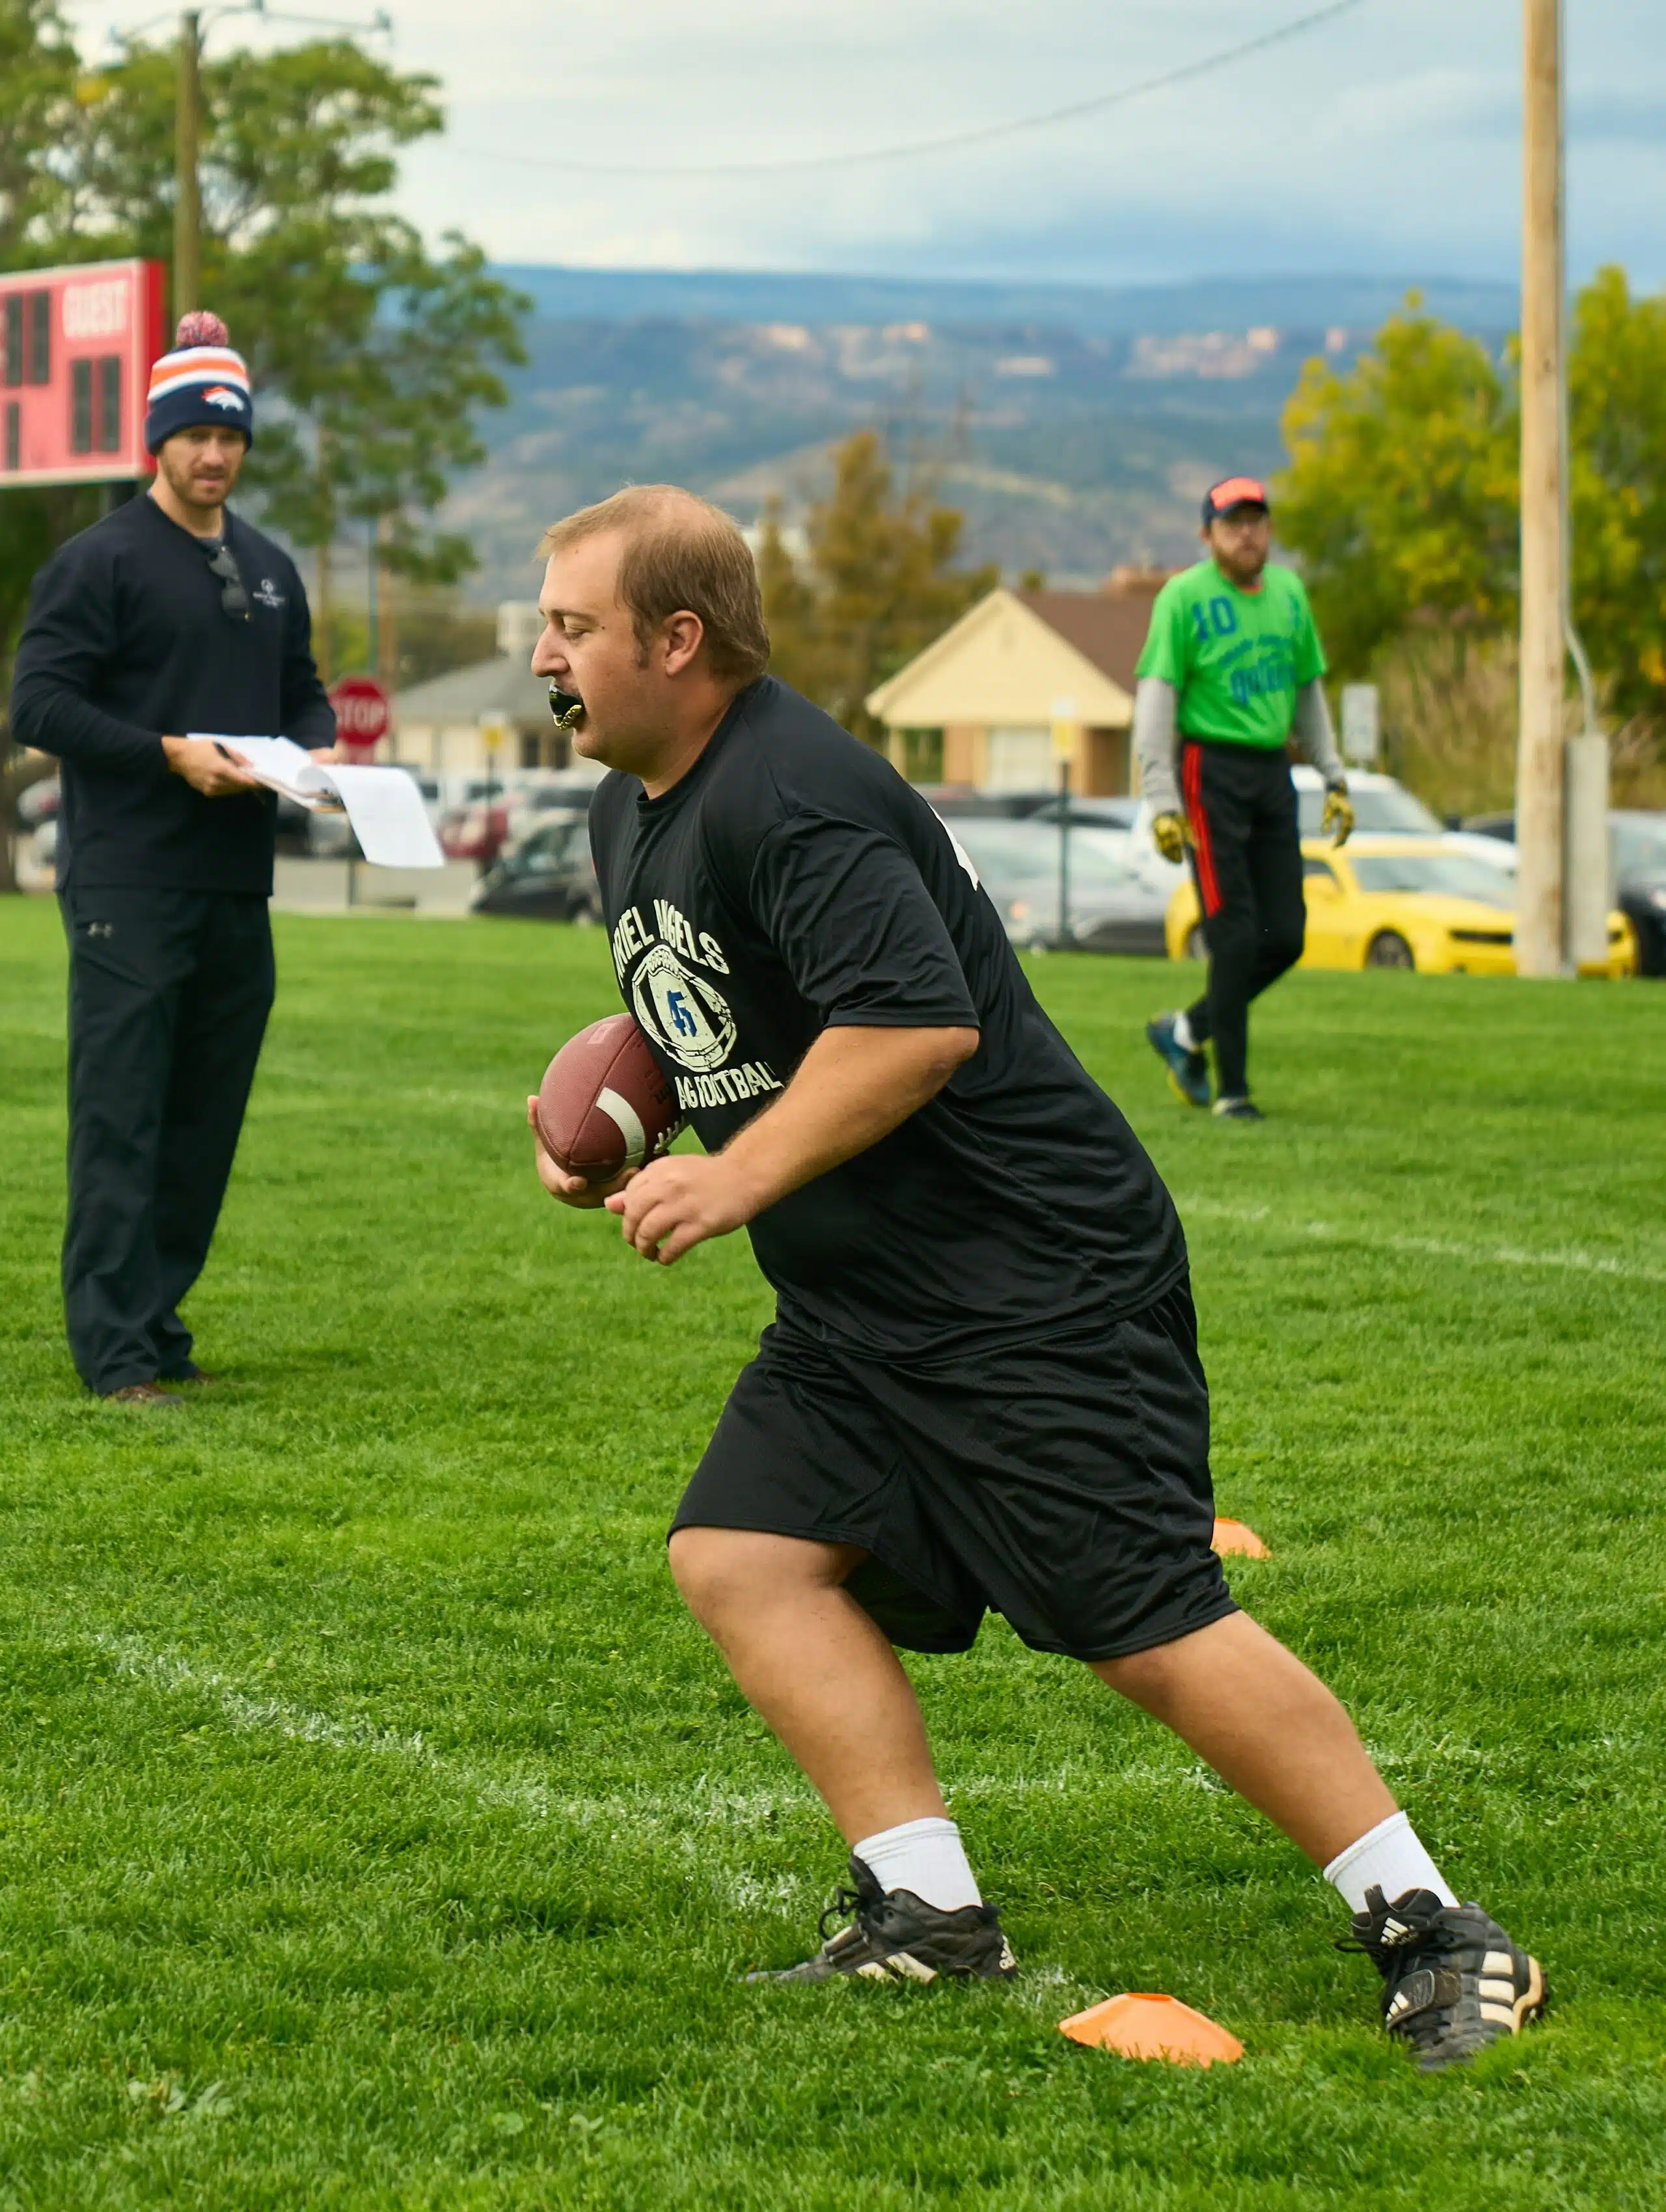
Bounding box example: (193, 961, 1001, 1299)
(1566, 266, 1666, 726)
(0, 7, 525, 687)
(759, 429, 996, 745)
(1276, 296, 1519, 679)
(60, 27, 526, 660)
(1276, 274, 1666, 756)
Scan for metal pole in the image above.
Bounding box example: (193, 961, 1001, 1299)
(366, 518, 378, 679)
(1516, 0, 1565, 976)
(1057, 758, 1071, 947)
(173, 11, 202, 323)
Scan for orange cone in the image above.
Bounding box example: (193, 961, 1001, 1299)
(1212, 1517, 1270, 1558)
(1059, 1991, 1244, 2066)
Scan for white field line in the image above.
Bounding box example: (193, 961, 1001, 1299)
(92, 1636, 1235, 1832)
(1179, 1198, 1666, 1286)
(93, 1634, 837, 1849)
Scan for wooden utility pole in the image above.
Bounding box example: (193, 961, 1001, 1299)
(376, 514, 398, 687)
(172, 11, 202, 322)
(1516, 0, 1565, 976)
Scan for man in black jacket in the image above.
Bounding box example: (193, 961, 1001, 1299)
(10, 311, 335, 1407)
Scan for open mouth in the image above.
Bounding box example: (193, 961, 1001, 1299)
(548, 684, 585, 733)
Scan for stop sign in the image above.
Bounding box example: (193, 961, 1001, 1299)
(328, 674, 392, 751)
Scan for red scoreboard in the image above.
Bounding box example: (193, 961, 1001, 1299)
(1, 258, 167, 488)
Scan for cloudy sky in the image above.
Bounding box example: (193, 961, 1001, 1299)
(66, 0, 1662, 288)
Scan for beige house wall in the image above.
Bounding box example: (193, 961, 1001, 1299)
(867, 590, 1135, 793)
(867, 591, 1132, 732)
(942, 723, 983, 784)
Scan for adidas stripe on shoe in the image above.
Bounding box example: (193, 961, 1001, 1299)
(745, 1853, 1017, 1985)
(1339, 1885, 1546, 2071)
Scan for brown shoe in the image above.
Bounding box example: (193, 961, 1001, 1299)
(161, 1364, 216, 1385)
(102, 1382, 185, 1411)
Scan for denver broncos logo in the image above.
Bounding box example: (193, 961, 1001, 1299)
(201, 386, 244, 411)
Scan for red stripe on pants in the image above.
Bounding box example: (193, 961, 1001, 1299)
(1182, 745, 1222, 916)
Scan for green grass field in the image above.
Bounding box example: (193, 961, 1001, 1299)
(2, 897, 1663, 2210)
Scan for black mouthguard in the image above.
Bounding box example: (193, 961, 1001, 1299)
(548, 684, 584, 731)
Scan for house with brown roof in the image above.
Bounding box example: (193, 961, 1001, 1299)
(864, 568, 1174, 794)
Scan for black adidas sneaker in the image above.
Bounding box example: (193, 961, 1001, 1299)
(1339, 1885, 1546, 2071)
(745, 1853, 1017, 1985)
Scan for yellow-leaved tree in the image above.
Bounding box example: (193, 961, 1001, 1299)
(759, 429, 996, 747)
(1275, 277, 1666, 805)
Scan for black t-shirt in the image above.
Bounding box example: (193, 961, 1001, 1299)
(9, 494, 335, 894)
(588, 676, 1188, 1361)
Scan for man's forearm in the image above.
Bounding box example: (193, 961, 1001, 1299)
(9, 676, 168, 779)
(721, 1023, 979, 1215)
(1291, 681, 1345, 784)
(1132, 678, 1181, 816)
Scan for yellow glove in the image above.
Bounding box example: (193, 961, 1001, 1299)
(1322, 784, 1354, 848)
(1151, 810, 1188, 865)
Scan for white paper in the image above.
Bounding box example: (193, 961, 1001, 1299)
(198, 733, 334, 806)
(322, 763, 443, 868)
(189, 734, 444, 868)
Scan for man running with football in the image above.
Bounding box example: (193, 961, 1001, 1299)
(1138, 475, 1354, 1122)
(523, 484, 1542, 2070)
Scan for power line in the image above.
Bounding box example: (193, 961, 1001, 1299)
(437, 0, 1368, 181)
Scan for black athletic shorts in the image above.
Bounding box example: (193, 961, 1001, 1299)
(670, 1274, 1236, 1663)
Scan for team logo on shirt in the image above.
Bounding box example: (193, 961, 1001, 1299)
(253, 577, 285, 609)
(629, 940, 738, 1073)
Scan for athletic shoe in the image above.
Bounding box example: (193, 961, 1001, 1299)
(1338, 1885, 1546, 2071)
(1212, 1096, 1264, 1122)
(1145, 1014, 1211, 1109)
(744, 1853, 1017, 1985)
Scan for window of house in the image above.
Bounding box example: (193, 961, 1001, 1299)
(985, 727, 1054, 793)
(898, 728, 944, 783)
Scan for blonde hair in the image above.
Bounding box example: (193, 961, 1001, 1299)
(538, 486, 770, 685)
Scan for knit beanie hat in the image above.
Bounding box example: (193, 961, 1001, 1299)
(144, 311, 254, 453)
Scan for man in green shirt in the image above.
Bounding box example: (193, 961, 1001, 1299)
(1134, 476, 1353, 1120)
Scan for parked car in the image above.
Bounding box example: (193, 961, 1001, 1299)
(505, 774, 600, 845)
(440, 798, 512, 865)
(1028, 794, 1141, 831)
(1166, 834, 1635, 976)
(938, 814, 1170, 954)
(470, 811, 601, 922)
(915, 785, 1054, 820)
(1465, 808, 1666, 976)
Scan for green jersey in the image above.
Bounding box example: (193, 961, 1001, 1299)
(1135, 558, 1327, 749)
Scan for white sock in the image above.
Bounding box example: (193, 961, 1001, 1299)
(853, 1816, 982, 1913)
(1324, 1811, 1458, 1915)
(1172, 1010, 1197, 1053)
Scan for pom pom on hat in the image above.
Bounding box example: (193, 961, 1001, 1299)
(144, 307, 254, 454)
(173, 309, 230, 349)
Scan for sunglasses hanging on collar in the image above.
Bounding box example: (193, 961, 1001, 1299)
(205, 541, 249, 620)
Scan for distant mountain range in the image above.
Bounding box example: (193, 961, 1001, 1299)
(446, 268, 1518, 601)
(491, 266, 1518, 337)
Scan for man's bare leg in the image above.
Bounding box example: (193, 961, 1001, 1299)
(672, 1533, 1397, 1869)
(668, 1526, 945, 1842)
(1093, 1610, 1397, 1865)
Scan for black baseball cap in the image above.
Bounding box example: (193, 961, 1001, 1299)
(1201, 475, 1270, 523)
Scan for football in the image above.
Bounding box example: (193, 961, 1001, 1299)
(536, 1013, 683, 1184)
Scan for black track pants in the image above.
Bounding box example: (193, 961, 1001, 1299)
(59, 886, 275, 1394)
(1179, 740, 1305, 1101)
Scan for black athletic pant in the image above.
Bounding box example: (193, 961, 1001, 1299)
(59, 885, 275, 1394)
(1179, 740, 1305, 1101)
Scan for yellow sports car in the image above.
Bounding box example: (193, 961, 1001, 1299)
(1165, 835, 1636, 976)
